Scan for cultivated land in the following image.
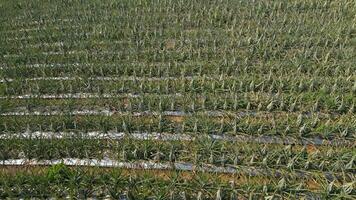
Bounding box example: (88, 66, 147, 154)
(0, 0, 355, 199)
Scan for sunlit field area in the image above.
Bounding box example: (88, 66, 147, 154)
(0, 0, 355, 199)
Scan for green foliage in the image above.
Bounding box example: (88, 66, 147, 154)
(46, 163, 72, 183)
(0, 0, 355, 198)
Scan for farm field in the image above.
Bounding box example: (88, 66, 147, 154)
(0, 0, 355, 199)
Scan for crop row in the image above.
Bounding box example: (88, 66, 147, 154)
(1, 31, 352, 64)
(3, 75, 350, 83)
(0, 112, 355, 139)
(0, 131, 353, 147)
(0, 139, 354, 173)
(5, 158, 349, 179)
(1, 3, 353, 49)
(1, 92, 354, 114)
(0, 90, 354, 117)
(0, 90, 351, 111)
(4, 0, 353, 27)
(1, 164, 353, 199)
(0, 101, 353, 119)
(3, 15, 348, 44)
(2, 47, 352, 73)
(0, 77, 354, 98)
(2, 60, 353, 78)
(1, 31, 351, 56)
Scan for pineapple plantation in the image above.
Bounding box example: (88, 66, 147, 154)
(0, 0, 355, 199)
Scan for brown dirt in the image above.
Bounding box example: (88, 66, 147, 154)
(166, 115, 184, 123)
(165, 40, 176, 50)
(306, 144, 319, 154)
(122, 98, 130, 109)
(0, 166, 344, 191)
(306, 179, 321, 190)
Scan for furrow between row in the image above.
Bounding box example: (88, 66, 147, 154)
(0, 93, 181, 99)
(1, 159, 350, 180)
(0, 131, 353, 147)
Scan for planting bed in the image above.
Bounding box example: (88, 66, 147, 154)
(0, 0, 355, 199)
